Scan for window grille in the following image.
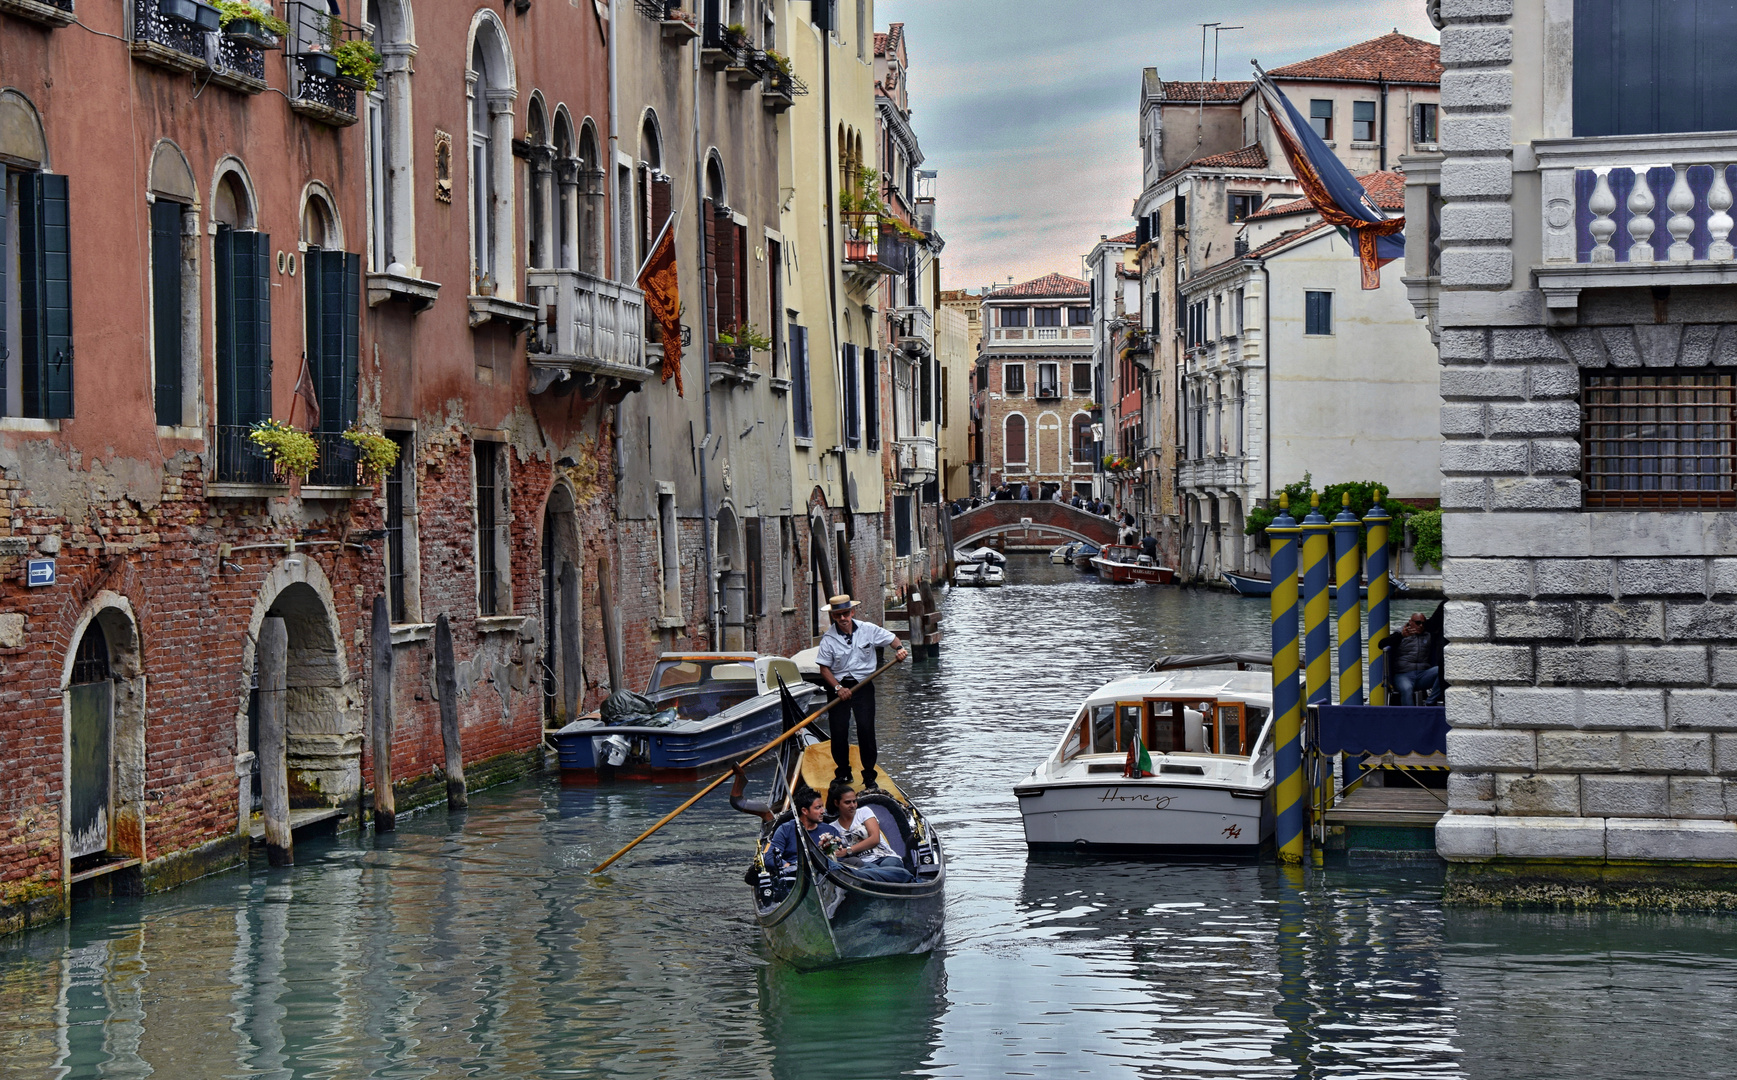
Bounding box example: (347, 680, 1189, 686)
(1583, 372, 1736, 508)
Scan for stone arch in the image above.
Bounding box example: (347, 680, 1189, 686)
(706, 149, 727, 206)
(365, 0, 414, 46)
(553, 106, 578, 269)
(149, 140, 196, 205)
(0, 88, 47, 168)
(299, 180, 342, 250)
(238, 559, 360, 817)
(465, 8, 517, 94)
(541, 479, 583, 722)
(639, 107, 663, 171)
(60, 593, 146, 870)
(210, 157, 258, 231)
(716, 502, 746, 649)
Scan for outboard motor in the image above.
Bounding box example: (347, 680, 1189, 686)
(596, 734, 632, 767)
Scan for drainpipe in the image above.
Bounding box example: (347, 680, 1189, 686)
(822, 29, 849, 521)
(1378, 73, 1388, 172)
(692, 18, 719, 646)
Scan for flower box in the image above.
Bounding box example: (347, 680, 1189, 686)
(161, 0, 221, 31)
(297, 51, 338, 79)
(223, 18, 280, 49)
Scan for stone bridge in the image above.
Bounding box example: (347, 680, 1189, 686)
(951, 500, 1119, 548)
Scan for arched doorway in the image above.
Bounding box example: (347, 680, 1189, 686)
(62, 597, 146, 881)
(68, 624, 114, 861)
(244, 576, 358, 814)
(716, 504, 745, 650)
(808, 508, 833, 640)
(542, 484, 582, 724)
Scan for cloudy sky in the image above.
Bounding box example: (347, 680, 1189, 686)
(877, 0, 1439, 291)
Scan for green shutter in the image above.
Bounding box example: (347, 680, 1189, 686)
(18, 172, 74, 419)
(0, 176, 8, 407)
(151, 200, 183, 427)
(217, 228, 272, 429)
(215, 226, 237, 426)
(312, 249, 359, 432)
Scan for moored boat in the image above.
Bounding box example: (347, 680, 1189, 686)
(749, 742, 946, 969)
(554, 654, 823, 780)
(1092, 544, 1177, 584)
(1050, 542, 1081, 564)
(1221, 571, 1372, 598)
(1070, 543, 1100, 570)
(1013, 657, 1276, 857)
(953, 554, 1005, 587)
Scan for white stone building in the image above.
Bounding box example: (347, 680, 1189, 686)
(1419, 0, 1737, 902)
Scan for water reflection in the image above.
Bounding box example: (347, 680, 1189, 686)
(4, 558, 1736, 1079)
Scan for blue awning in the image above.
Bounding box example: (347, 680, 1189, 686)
(1313, 705, 1448, 757)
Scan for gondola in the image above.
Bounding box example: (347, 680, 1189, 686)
(746, 741, 946, 970)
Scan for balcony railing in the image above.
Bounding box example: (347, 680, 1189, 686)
(211, 424, 274, 486)
(1536, 133, 1737, 319)
(132, 0, 267, 91)
(1, 0, 76, 29)
(286, 1, 361, 125)
(892, 305, 933, 355)
(842, 214, 909, 277)
(526, 268, 649, 394)
(307, 430, 362, 488)
(896, 436, 937, 484)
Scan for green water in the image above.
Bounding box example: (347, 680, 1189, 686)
(4, 558, 1737, 1078)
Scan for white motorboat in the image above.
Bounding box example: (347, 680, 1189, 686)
(1013, 657, 1275, 857)
(1050, 542, 1081, 564)
(952, 559, 1005, 587)
(962, 545, 1006, 567)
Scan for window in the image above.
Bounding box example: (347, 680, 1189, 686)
(1000, 306, 1027, 328)
(363, 0, 414, 276)
(1069, 305, 1092, 326)
(1305, 291, 1333, 336)
(842, 342, 860, 447)
(474, 441, 509, 615)
(1573, 0, 1737, 137)
(302, 198, 361, 484)
(1071, 413, 1094, 462)
(213, 179, 271, 482)
(706, 181, 748, 341)
(150, 199, 185, 427)
(1003, 363, 1025, 395)
(864, 347, 880, 450)
(1004, 413, 1027, 466)
(1072, 362, 1092, 395)
(384, 432, 415, 623)
(467, 19, 514, 296)
(2, 156, 72, 420)
(768, 238, 783, 379)
(1309, 99, 1333, 141)
(1032, 307, 1061, 327)
(657, 486, 681, 619)
(1173, 194, 1187, 229)
(1186, 300, 1209, 347)
(1583, 371, 1737, 508)
(1353, 100, 1376, 142)
(1229, 192, 1261, 223)
(1036, 362, 1060, 399)
(894, 495, 912, 557)
(1413, 102, 1439, 144)
(920, 356, 933, 423)
(790, 320, 812, 438)
(1234, 289, 1245, 336)
(1214, 295, 1222, 340)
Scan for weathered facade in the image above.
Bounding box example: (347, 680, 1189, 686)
(1420, 0, 1737, 902)
(976, 274, 1096, 499)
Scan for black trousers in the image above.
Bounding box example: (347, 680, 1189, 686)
(829, 680, 877, 781)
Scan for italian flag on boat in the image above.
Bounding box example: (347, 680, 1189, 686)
(1123, 732, 1153, 779)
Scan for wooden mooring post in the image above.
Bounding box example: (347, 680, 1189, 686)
(257, 616, 292, 866)
(434, 614, 467, 810)
(371, 596, 396, 832)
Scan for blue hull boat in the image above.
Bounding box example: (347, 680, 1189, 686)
(1222, 571, 1369, 599)
(555, 654, 825, 781)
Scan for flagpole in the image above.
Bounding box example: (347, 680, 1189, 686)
(635, 207, 681, 283)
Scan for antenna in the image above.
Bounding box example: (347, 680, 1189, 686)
(1213, 25, 1244, 81)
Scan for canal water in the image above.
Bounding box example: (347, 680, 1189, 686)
(6, 557, 1737, 1079)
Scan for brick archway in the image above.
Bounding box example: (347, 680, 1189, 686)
(952, 500, 1118, 548)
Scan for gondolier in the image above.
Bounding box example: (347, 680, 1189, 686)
(815, 594, 907, 789)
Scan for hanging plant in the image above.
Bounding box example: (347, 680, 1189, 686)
(331, 38, 383, 91)
(763, 48, 793, 75)
(249, 419, 319, 481)
(344, 427, 400, 482)
(214, 0, 290, 35)
(718, 322, 774, 352)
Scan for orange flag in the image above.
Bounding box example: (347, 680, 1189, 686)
(637, 215, 683, 396)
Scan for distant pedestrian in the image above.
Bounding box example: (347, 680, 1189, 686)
(1021, 483, 1032, 500)
(1141, 532, 1158, 561)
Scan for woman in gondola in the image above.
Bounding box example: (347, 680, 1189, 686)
(827, 781, 913, 883)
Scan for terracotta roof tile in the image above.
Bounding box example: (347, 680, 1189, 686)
(874, 32, 888, 56)
(987, 272, 1090, 299)
(1245, 220, 1334, 258)
(1165, 143, 1269, 181)
(1160, 80, 1251, 102)
(1106, 229, 1137, 244)
(1242, 171, 1405, 221)
(1266, 32, 1441, 85)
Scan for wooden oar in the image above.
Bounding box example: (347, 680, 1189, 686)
(590, 657, 901, 873)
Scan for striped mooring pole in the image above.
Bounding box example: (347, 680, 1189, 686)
(1333, 493, 1363, 707)
(1268, 494, 1304, 864)
(1365, 491, 1391, 707)
(1301, 494, 1332, 708)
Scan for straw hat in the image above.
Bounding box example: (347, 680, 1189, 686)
(827, 594, 861, 614)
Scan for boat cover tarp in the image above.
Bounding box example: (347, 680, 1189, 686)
(1149, 653, 1270, 672)
(1313, 704, 1449, 757)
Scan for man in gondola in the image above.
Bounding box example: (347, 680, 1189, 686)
(816, 594, 908, 790)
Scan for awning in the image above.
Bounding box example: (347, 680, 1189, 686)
(1312, 704, 1448, 757)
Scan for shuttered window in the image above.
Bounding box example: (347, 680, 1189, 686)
(215, 227, 272, 481)
(1005, 413, 1027, 465)
(1305, 290, 1333, 336)
(304, 249, 361, 432)
(5, 170, 73, 419)
(790, 322, 813, 439)
(863, 347, 879, 450)
(151, 200, 183, 426)
(1574, 0, 1737, 137)
(842, 342, 860, 448)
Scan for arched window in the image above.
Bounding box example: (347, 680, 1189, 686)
(300, 187, 359, 468)
(467, 15, 515, 297)
(635, 111, 670, 275)
(149, 141, 199, 429)
(526, 96, 551, 270)
(1004, 413, 1028, 467)
(211, 163, 272, 482)
(364, 0, 417, 278)
(0, 89, 70, 420)
(704, 153, 745, 339)
(1071, 412, 1094, 463)
(577, 121, 604, 276)
(553, 109, 577, 269)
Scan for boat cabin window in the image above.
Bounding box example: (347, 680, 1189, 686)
(1060, 711, 1085, 761)
(1217, 703, 1244, 756)
(649, 658, 757, 692)
(1090, 703, 1116, 754)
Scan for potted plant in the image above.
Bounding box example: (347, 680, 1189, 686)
(160, 0, 222, 33)
(343, 427, 400, 483)
(721, 21, 749, 49)
(214, 0, 288, 48)
(248, 419, 319, 482)
(332, 38, 382, 91)
(714, 328, 751, 365)
(297, 44, 338, 80)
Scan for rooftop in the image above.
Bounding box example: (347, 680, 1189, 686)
(986, 272, 1090, 300)
(1159, 80, 1252, 102)
(1165, 143, 1270, 181)
(1264, 32, 1442, 86)
(1242, 171, 1405, 221)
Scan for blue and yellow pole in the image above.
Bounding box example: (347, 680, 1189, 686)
(1268, 495, 1304, 864)
(1301, 494, 1332, 708)
(1333, 493, 1363, 706)
(1365, 490, 1391, 708)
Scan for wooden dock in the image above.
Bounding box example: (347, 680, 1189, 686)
(1322, 785, 1446, 860)
(249, 806, 346, 841)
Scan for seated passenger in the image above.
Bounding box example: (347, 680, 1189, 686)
(827, 780, 914, 882)
(765, 786, 842, 872)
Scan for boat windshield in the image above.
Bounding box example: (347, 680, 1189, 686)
(648, 659, 758, 694)
(1062, 696, 1271, 760)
